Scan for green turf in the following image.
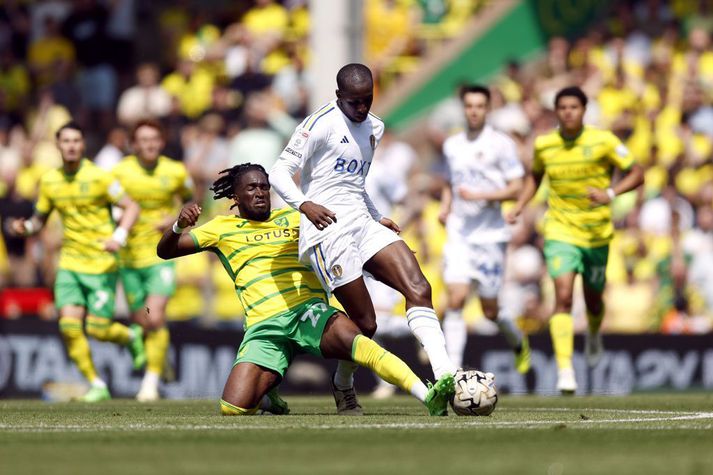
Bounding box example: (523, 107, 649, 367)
(1, 394, 712, 475)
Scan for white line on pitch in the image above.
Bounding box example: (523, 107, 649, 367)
(1, 412, 713, 432)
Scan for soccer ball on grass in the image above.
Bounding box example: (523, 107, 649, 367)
(450, 369, 498, 416)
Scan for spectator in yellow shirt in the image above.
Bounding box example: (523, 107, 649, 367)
(28, 16, 76, 88)
(162, 59, 215, 119)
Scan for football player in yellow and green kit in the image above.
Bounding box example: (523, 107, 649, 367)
(156, 164, 455, 416)
(508, 87, 644, 394)
(10, 122, 146, 402)
(112, 120, 194, 401)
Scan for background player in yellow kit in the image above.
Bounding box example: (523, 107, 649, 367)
(11, 122, 145, 402)
(508, 87, 644, 394)
(156, 163, 455, 416)
(112, 120, 194, 401)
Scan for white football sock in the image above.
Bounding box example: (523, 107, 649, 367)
(90, 378, 107, 389)
(496, 317, 523, 349)
(141, 370, 160, 390)
(333, 359, 359, 390)
(411, 381, 428, 402)
(406, 306, 457, 379)
(443, 309, 466, 369)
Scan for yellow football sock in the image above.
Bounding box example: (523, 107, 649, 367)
(549, 312, 574, 370)
(587, 307, 605, 334)
(85, 316, 131, 345)
(145, 327, 169, 375)
(351, 334, 420, 394)
(58, 317, 98, 383)
(220, 399, 259, 416)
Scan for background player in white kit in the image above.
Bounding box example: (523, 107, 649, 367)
(270, 63, 456, 415)
(438, 84, 531, 374)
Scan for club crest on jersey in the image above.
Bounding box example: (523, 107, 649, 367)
(331, 264, 343, 277)
(274, 217, 289, 227)
(369, 134, 376, 150)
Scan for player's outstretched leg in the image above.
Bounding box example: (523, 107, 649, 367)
(58, 313, 110, 402)
(550, 273, 577, 394)
(85, 315, 146, 370)
(320, 313, 455, 416)
(365, 242, 457, 379)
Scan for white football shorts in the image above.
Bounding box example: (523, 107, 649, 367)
(443, 240, 507, 299)
(309, 213, 401, 292)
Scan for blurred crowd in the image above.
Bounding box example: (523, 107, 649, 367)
(0, 0, 478, 326)
(1, 0, 712, 335)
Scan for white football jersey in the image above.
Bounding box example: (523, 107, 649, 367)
(443, 125, 524, 243)
(365, 140, 415, 217)
(270, 100, 385, 255)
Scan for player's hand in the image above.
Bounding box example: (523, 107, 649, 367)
(587, 187, 612, 206)
(9, 218, 29, 237)
(177, 203, 202, 228)
(505, 206, 522, 224)
(457, 186, 484, 201)
(379, 217, 400, 234)
(104, 239, 122, 253)
(438, 208, 449, 226)
(299, 201, 336, 231)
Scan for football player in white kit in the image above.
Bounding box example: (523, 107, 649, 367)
(438, 84, 531, 374)
(270, 63, 456, 415)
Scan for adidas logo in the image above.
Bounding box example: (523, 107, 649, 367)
(340, 136, 349, 144)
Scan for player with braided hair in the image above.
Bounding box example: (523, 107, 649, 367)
(210, 163, 268, 207)
(156, 164, 455, 416)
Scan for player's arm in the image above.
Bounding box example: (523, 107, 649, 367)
(458, 177, 523, 202)
(270, 127, 337, 230)
(505, 170, 543, 224)
(10, 178, 53, 237)
(105, 195, 140, 252)
(438, 182, 452, 225)
(460, 137, 525, 203)
(587, 163, 644, 205)
(587, 137, 645, 205)
(157, 203, 203, 259)
(9, 212, 49, 238)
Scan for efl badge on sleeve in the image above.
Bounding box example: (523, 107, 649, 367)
(369, 134, 376, 150)
(292, 130, 309, 150)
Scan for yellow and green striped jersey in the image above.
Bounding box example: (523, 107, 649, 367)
(35, 159, 124, 274)
(112, 155, 193, 269)
(533, 126, 635, 248)
(189, 208, 326, 328)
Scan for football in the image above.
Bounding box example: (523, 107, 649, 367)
(451, 370, 498, 416)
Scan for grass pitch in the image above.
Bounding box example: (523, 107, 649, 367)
(2, 394, 712, 475)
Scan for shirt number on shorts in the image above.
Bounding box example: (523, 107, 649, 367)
(94, 290, 109, 310)
(300, 302, 327, 328)
(589, 266, 606, 284)
(160, 267, 175, 285)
